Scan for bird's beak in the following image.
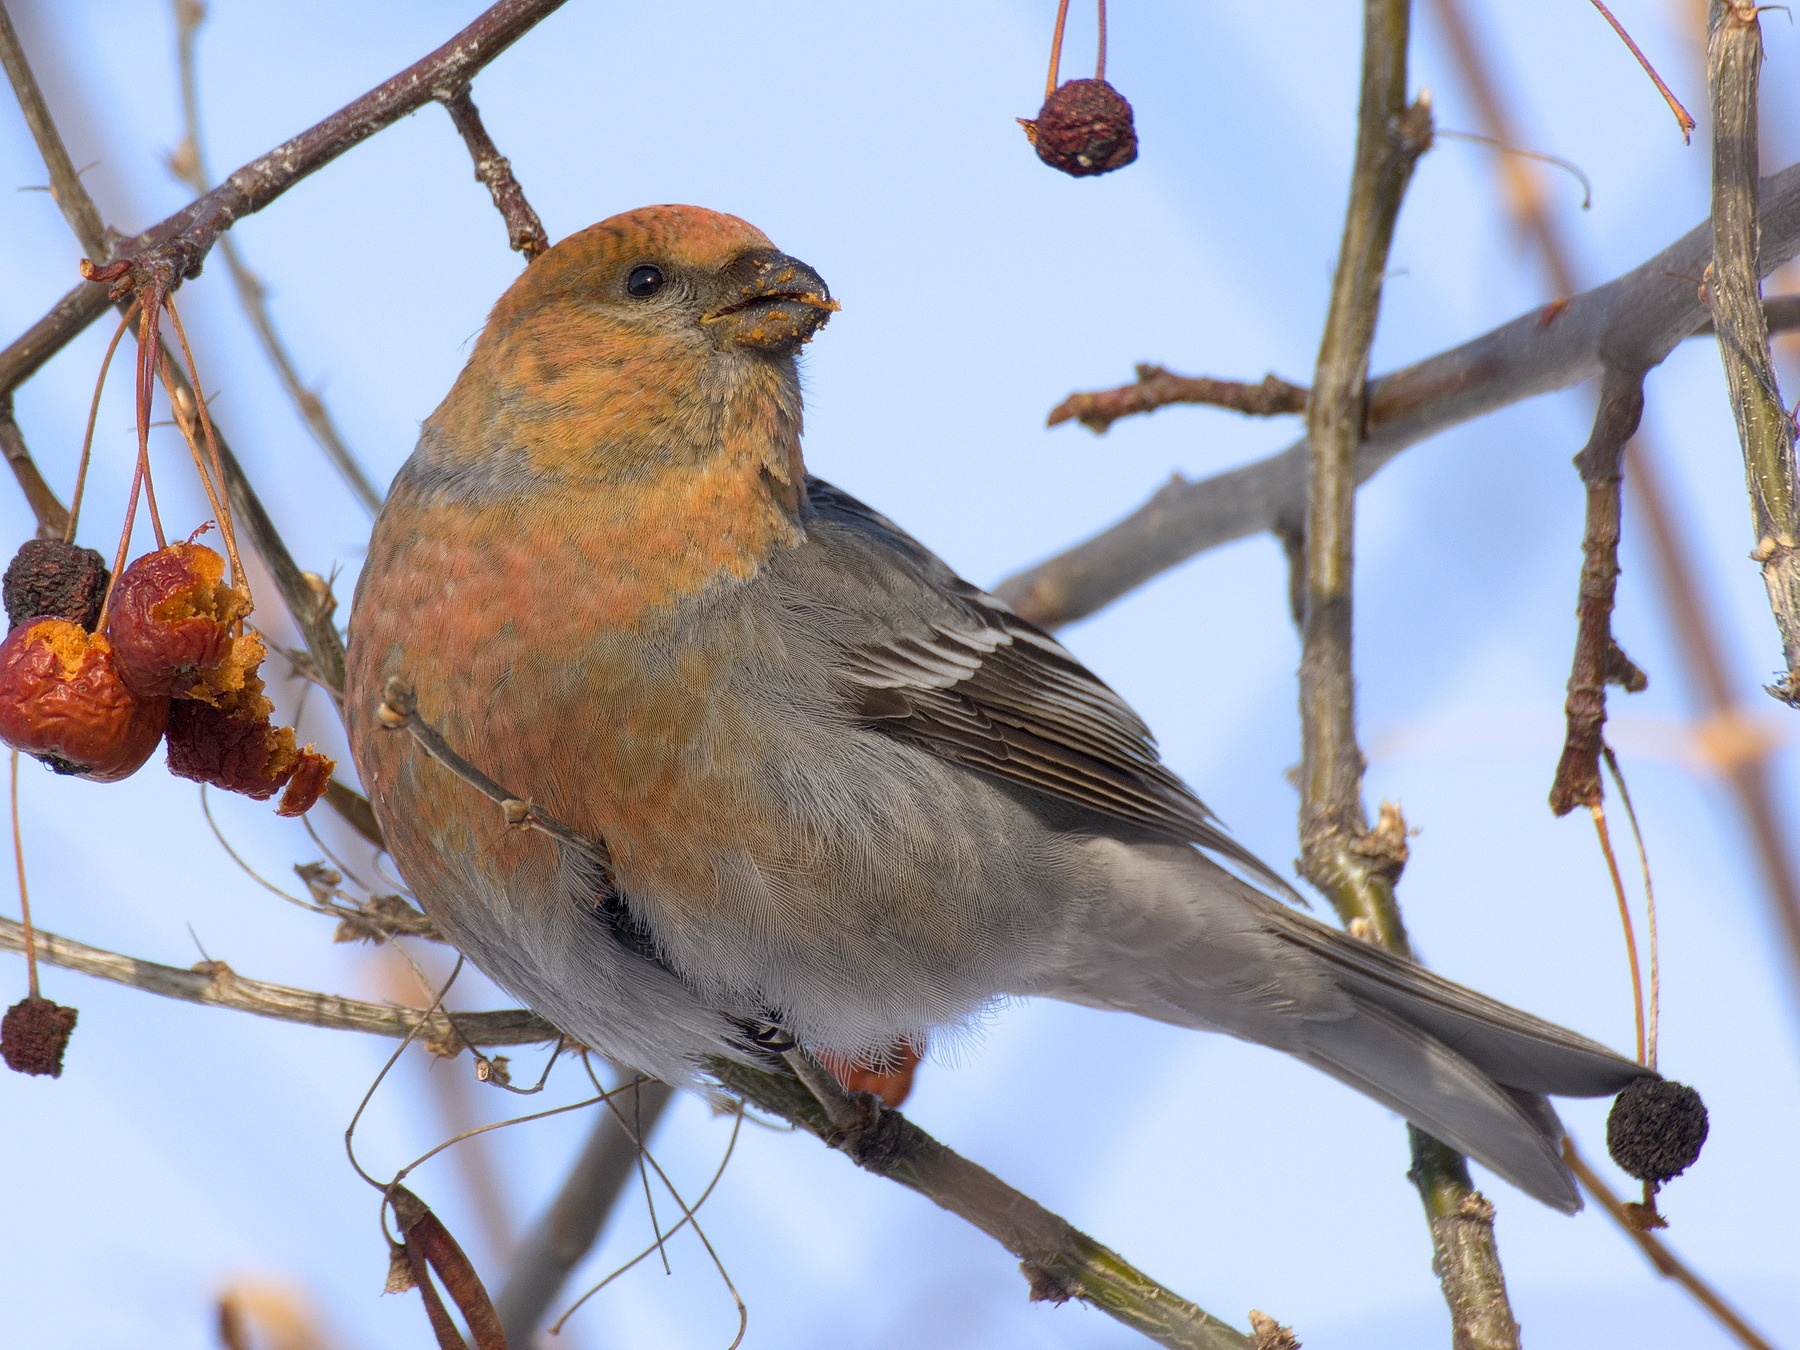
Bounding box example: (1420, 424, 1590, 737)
(702, 250, 839, 353)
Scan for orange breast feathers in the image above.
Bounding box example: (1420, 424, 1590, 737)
(351, 465, 799, 906)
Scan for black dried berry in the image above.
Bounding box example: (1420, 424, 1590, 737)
(1, 994, 78, 1077)
(1607, 1077, 1708, 1183)
(1022, 78, 1138, 177)
(4, 538, 110, 632)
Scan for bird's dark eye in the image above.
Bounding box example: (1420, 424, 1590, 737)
(625, 264, 665, 298)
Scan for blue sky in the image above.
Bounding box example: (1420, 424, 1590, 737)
(1, 1, 1797, 1347)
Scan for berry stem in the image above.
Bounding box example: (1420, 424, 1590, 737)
(1096, 0, 1107, 81)
(66, 306, 137, 546)
(163, 297, 245, 591)
(1045, 0, 1070, 101)
(1590, 798, 1648, 1066)
(130, 297, 167, 552)
(10, 751, 37, 1000)
(1603, 745, 1660, 1072)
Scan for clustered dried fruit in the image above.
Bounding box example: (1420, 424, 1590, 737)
(0, 618, 169, 781)
(1607, 1077, 1709, 1184)
(3, 539, 109, 632)
(166, 671, 333, 815)
(1021, 79, 1138, 177)
(0, 539, 333, 812)
(106, 541, 261, 701)
(2, 995, 78, 1077)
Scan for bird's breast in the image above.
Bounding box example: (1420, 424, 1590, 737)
(348, 459, 799, 909)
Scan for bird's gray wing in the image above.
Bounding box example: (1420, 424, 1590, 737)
(792, 477, 1297, 899)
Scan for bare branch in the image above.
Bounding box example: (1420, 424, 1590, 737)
(711, 1057, 1255, 1350)
(1294, 2, 1518, 1340)
(1549, 370, 1649, 816)
(1564, 1141, 1774, 1350)
(994, 161, 1800, 630)
(0, 0, 571, 400)
(0, 912, 558, 1047)
(0, 0, 106, 257)
(169, 0, 385, 518)
(1048, 367, 1306, 435)
(0, 396, 68, 539)
(440, 85, 550, 261)
(495, 1078, 676, 1344)
(1706, 2, 1800, 705)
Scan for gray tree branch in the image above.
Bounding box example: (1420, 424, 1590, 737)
(996, 161, 1800, 631)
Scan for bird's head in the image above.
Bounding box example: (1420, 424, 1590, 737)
(416, 205, 836, 497)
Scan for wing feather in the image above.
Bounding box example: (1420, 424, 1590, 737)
(799, 478, 1298, 900)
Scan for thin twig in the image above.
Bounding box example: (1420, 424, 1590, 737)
(376, 678, 608, 866)
(0, 0, 572, 402)
(1428, 0, 1800, 1087)
(1048, 367, 1307, 435)
(1587, 0, 1697, 142)
(1602, 746, 1660, 1069)
(0, 0, 107, 257)
(1706, 1, 1800, 704)
(0, 397, 67, 540)
(710, 1057, 1255, 1350)
(1548, 370, 1649, 815)
(1296, 2, 1519, 1342)
(992, 160, 1800, 629)
(1588, 801, 1648, 1064)
(168, 0, 385, 517)
(0, 911, 559, 1047)
(495, 1077, 677, 1346)
(439, 85, 550, 260)
(10, 751, 37, 998)
(1563, 1140, 1774, 1350)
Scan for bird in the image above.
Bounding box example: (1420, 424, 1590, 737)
(345, 203, 1650, 1213)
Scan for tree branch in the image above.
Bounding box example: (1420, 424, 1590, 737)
(711, 1058, 1254, 1350)
(994, 161, 1800, 630)
(0, 395, 68, 539)
(1548, 370, 1649, 815)
(168, 0, 385, 518)
(1295, 2, 1518, 1343)
(1563, 1141, 1774, 1350)
(1048, 367, 1307, 435)
(495, 1077, 676, 1345)
(1706, 1, 1800, 704)
(0, 912, 558, 1048)
(440, 85, 550, 261)
(0, 0, 106, 258)
(0, 0, 571, 402)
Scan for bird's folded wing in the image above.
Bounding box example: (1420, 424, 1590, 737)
(794, 477, 1297, 899)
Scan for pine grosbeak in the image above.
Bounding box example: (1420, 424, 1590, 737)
(345, 205, 1648, 1211)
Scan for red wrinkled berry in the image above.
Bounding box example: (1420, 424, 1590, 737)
(166, 673, 298, 799)
(2, 995, 78, 1077)
(1021, 78, 1138, 177)
(0, 618, 169, 781)
(3, 539, 109, 632)
(106, 543, 261, 701)
(275, 746, 336, 817)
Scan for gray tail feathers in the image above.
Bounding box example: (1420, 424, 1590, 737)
(1265, 902, 1651, 1212)
(1297, 998, 1579, 1210)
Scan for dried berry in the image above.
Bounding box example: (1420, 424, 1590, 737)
(820, 1040, 924, 1109)
(0, 618, 169, 781)
(106, 542, 261, 701)
(2, 995, 78, 1076)
(166, 672, 298, 799)
(275, 746, 336, 818)
(3, 539, 109, 632)
(1607, 1077, 1709, 1184)
(1021, 78, 1138, 177)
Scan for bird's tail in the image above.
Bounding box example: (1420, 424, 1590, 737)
(1055, 842, 1652, 1212)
